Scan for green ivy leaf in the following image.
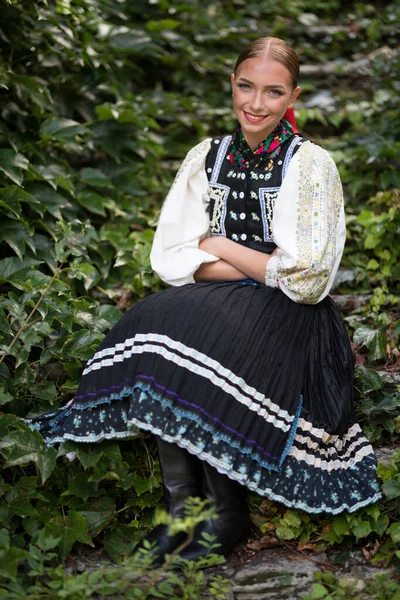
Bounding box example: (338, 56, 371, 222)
(0, 528, 10, 550)
(69, 261, 100, 290)
(388, 522, 400, 545)
(0, 547, 29, 581)
(103, 524, 139, 561)
(35, 382, 58, 404)
(353, 326, 387, 360)
(62, 329, 103, 360)
(355, 366, 383, 394)
(75, 445, 104, 468)
(40, 117, 89, 141)
(98, 304, 123, 328)
(0, 149, 29, 186)
(309, 583, 329, 599)
(0, 386, 14, 405)
(0, 256, 41, 283)
(146, 19, 181, 32)
(44, 512, 94, 559)
(130, 472, 159, 496)
(332, 515, 350, 537)
(37, 446, 58, 484)
(79, 168, 114, 189)
(282, 510, 302, 528)
(36, 530, 61, 551)
(351, 520, 372, 541)
(34, 164, 75, 195)
(25, 184, 72, 220)
(366, 258, 380, 271)
(8, 498, 38, 519)
(371, 514, 389, 536)
(0, 219, 34, 260)
(77, 190, 108, 216)
(77, 497, 116, 536)
(62, 472, 101, 501)
(382, 479, 400, 500)
(0, 429, 44, 467)
(275, 525, 296, 540)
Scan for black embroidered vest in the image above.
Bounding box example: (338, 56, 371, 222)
(206, 134, 304, 254)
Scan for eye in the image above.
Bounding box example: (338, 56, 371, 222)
(268, 89, 284, 97)
(237, 83, 251, 90)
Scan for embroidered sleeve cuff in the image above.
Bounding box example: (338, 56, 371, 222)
(265, 255, 279, 288)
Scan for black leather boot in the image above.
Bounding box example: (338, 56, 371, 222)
(177, 461, 250, 562)
(134, 438, 202, 566)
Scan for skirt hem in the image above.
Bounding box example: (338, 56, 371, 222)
(31, 415, 382, 516)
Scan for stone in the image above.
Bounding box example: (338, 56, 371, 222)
(200, 551, 323, 599)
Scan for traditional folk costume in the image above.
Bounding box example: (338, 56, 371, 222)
(29, 119, 380, 539)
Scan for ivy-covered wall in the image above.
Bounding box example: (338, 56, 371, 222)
(0, 0, 399, 597)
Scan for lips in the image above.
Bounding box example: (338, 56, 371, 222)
(243, 111, 267, 123)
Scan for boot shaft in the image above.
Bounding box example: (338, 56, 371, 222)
(157, 439, 202, 516)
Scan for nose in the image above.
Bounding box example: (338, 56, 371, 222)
(250, 90, 265, 113)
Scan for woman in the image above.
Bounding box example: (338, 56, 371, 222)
(28, 37, 381, 564)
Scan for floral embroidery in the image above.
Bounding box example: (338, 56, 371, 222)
(259, 188, 279, 242)
(227, 119, 293, 171)
(265, 142, 343, 304)
(209, 184, 229, 235)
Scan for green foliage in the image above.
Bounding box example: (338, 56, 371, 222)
(0, 493, 229, 599)
(251, 450, 400, 572)
(0, 414, 162, 576)
(302, 570, 400, 600)
(352, 367, 400, 444)
(342, 190, 400, 298)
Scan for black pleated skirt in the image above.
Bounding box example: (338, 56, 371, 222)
(28, 282, 381, 514)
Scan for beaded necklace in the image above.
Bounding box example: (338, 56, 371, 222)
(228, 119, 294, 171)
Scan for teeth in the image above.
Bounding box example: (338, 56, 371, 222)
(245, 112, 265, 122)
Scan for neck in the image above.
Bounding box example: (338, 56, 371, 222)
(243, 122, 282, 151)
(243, 129, 273, 151)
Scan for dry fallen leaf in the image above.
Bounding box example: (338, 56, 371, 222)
(362, 540, 380, 560)
(297, 542, 317, 552)
(245, 535, 282, 551)
(116, 290, 133, 311)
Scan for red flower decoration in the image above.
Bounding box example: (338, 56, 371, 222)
(267, 139, 280, 153)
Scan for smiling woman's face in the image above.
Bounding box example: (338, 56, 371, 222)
(231, 56, 301, 150)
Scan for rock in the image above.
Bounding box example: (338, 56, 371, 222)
(375, 446, 397, 465)
(377, 370, 400, 385)
(201, 551, 323, 599)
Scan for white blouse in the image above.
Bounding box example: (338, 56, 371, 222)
(150, 137, 346, 304)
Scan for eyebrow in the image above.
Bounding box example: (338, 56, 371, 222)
(237, 77, 287, 89)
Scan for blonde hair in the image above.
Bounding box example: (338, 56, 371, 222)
(234, 37, 299, 88)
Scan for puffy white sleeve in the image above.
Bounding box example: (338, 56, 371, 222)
(150, 138, 220, 286)
(265, 141, 346, 304)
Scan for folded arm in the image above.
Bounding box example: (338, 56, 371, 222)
(195, 238, 276, 283)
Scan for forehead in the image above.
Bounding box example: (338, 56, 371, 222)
(236, 56, 292, 86)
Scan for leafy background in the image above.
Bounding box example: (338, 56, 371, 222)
(0, 0, 399, 597)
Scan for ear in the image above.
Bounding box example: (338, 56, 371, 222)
(231, 73, 235, 92)
(289, 86, 301, 108)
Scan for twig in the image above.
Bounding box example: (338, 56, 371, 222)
(144, 530, 196, 591)
(0, 268, 62, 367)
(274, 535, 338, 571)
